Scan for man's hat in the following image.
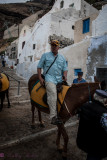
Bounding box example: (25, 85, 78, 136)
(78, 72, 83, 75)
(95, 89, 107, 98)
(50, 40, 60, 46)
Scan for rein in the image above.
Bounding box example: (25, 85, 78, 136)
(88, 83, 92, 103)
(63, 100, 72, 116)
(60, 90, 72, 117)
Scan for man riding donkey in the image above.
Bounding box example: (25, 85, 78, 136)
(37, 40, 68, 125)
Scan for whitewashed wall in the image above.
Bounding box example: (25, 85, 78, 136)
(59, 38, 90, 84)
(18, 25, 32, 63)
(86, 34, 107, 82)
(16, 60, 39, 81)
(18, 14, 51, 64)
(50, 0, 81, 12)
(92, 4, 107, 36)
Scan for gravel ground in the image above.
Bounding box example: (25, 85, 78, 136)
(0, 65, 107, 160)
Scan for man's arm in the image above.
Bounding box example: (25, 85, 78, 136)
(37, 54, 46, 86)
(37, 68, 45, 86)
(63, 70, 67, 81)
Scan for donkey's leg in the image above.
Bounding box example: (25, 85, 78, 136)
(56, 127, 63, 151)
(31, 105, 35, 129)
(38, 109, 45, 127)
(6, 90, 10, 108)
(0, 93, 5, 111)
(58, 124, 69, 159)
(0, 98, 3, 111)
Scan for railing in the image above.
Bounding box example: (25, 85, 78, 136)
(0, 69, 20, 95)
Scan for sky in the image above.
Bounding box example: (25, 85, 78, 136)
(0, 0, 30, 3)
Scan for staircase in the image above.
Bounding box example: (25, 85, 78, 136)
(0, 61, 30, 104)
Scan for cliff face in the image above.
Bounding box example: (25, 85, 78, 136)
(0, 1, 53, 39)
(0, 0, 106, 40)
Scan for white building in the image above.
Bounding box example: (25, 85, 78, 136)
(92, 4, 107, 36)
(3, 10, 44, 39)
(17, 0, 99, 81)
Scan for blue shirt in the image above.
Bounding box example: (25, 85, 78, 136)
(73, 78, 86, 83)
(37, 52, 68, 84)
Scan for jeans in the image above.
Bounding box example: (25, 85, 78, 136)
(45, 81, 57, 119)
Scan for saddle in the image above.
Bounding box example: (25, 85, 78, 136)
(43, 82, 69, 105)
(0, 73, 9, 92)
(31, 81, 70, 112)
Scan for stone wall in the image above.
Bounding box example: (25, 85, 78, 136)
(49, 34, 74, 48)
(86, 34, 107, 83)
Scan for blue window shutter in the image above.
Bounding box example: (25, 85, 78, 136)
(83, 18, 90, 34)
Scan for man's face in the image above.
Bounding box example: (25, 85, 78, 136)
(78, 74, 83, 80)
(51, 44, 59, 55)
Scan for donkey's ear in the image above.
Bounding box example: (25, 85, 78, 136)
(94, 76, 99, 82)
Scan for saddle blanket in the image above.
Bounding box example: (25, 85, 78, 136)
(0, 73, 9, 92)
(31, 81, 70, 112)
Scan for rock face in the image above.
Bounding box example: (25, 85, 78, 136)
(0, 1, 53, 39)
(49, 34, 74, 48)
(0, 0, 106, 40)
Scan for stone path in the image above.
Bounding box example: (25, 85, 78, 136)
(0, 63, 78, 147)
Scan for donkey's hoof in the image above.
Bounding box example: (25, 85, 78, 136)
(62, 152, 67, 160)
(62, 157, 67, 160)
(0, 108, 2, 112)
(57, 145, 63, 153)
(31, 125, 35, 129)
(40, 123, 45, 128)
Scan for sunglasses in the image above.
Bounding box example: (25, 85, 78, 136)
(51, 44, 58, 46)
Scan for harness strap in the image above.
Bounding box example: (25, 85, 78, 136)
(59, 90, 72, 117)
(88, 83, 92, 103)
(63, 100, 72, 116)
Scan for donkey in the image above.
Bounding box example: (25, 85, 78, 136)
(0, 73, 10, 111)
(28, 74, 100, 159)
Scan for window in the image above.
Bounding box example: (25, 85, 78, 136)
(74, 69, 82, 76)
(11, 47, 16, 51)
(30, 56, 32, 62)
(28, 56, 33, 62)
(72, 25, 75, 30)
(60, 0, 64, 8)
(23, 30, 26, 36)
(22, 41, 25, 49)
(83, 18, 90, 34)
(33, 44, 36, 50)
(69, 3, 74, 7)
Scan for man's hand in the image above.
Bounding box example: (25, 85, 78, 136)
(37, 68, 45, 86)
(62, 75, 67, 82)
(39, 76, 45, 86)
(63, 71, 67, 82)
